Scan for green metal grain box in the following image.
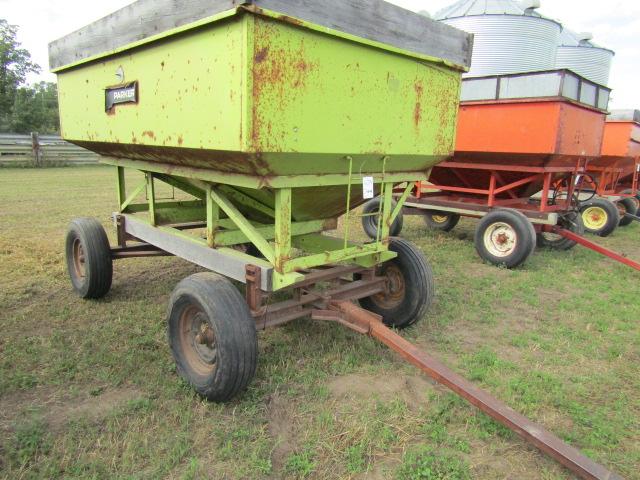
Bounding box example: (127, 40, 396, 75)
(50, 1, 471, 206)
(50, 0, 472, 291)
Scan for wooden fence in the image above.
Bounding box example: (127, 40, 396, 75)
(0, 133, 100, 166)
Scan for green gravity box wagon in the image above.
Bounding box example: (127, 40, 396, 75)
(51, 0, 472, 399)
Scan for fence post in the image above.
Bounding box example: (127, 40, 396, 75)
(31, 132, 42, 167)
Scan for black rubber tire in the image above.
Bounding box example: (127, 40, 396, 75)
(65, 218, 113, 299)
(536, 211, 584, 251)
(474, 209, 536, 268)
(620, 189, 640, 205)
(423, 211, 460, 232)
(617, 197, 638, 227)
(167, 273, 257, 402)
(579, 198, 620, 237)
(358, 238, 434, 329)
(361, 197, 403, 240)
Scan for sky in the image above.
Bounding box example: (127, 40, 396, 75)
(1, 0, 639, 109)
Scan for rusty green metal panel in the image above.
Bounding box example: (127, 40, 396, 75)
(56, 9, 461, 178)
(57, 14, 246, 155)
(247, 14, 461, 174)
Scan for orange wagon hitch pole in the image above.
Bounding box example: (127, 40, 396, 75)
(549, 226, 640, 272)
(317, 301, 623, 480)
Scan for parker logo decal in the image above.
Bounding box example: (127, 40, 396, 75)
(105, 81, 138, 111)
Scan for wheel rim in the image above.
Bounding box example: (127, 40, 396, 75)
(582, 207, 607, 230)
(72, 238, 86, 279)
(616, 202, 627, 217)
(483, 222, 517, 257)
(179, 304, 217, 376)
(431, 214, 449, 224)
(371, 263, 406, 309)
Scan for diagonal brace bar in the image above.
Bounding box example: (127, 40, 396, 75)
(210, 187, 275, 264)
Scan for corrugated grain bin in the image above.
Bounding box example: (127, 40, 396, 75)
(555, 29, 614, 86)
(435, 0, 560, 77)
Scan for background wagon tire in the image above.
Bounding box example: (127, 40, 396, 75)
(617, 197, 638, 227)
(620, 189, 640, 206)
(65, 218, 113, 299)
(474, 209, 535, 268)
(536, 211, 584, 251)
(167, 273, 257, 402)
(361, 197, 403, 239)
(579, 198, 619, 237)
(358, 238, 434, 329)
(423, 211, 460, 232)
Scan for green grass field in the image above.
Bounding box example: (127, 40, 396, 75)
(1, 165, 638, 479)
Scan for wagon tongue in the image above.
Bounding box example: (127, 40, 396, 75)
(314, 301, 622, 480)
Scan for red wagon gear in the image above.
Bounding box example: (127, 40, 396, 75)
(579, 109, 640, 232)
(363, 70, 639, 271)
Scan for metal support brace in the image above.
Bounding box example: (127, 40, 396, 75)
(209, 187, 276, 264)
(274, 188, 292, 271)
(146, 173, 156, 225)
(390, 182, 414, 224)
(206, 184, 219, 248)
(116, 166, 126, 207)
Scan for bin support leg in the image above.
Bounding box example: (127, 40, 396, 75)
(318, 301, 621, 480)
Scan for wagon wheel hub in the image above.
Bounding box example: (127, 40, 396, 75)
(582, 207, 607, 230)
(72, 239, 86, 278)
(179, 307, 218, 375)
(372, 263, 406, 309)
(483, 222, 517, 257)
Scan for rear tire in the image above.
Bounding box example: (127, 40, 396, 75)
(617, 197, 638, 227)
(536, 211, 584, 251)
(65, 218, 113, 299)
(423, 211, 460, 232)
(167, 273, 258, 402)
(361, 198, 403, 240)
(579, 198, 619, 237)
(474, 209, 536, 268)
(358, 238, 434, 329)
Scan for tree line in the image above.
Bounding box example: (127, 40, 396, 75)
(0, 19, 59, 134)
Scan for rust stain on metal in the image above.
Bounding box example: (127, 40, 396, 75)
(142, 130, 156, 141)
(251, 20, 318, 153)
(414, 81, 424, 129)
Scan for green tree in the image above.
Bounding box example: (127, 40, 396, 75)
(0, 19, 41, 130)
(9, 81, 59, 134)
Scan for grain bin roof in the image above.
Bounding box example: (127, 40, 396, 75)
(435, 0, 559, 26)
(49, 0, 473, 72)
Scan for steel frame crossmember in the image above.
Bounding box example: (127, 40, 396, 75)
(113, 164, 399, 291)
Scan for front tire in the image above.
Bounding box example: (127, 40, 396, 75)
(617, 197, 638, 227)
(474, 209, 536, 268)
(580, 198, 619, 237)
(423, 211, 460, 232)
(65, 218, 113, 299)
(358, 238, 434, 329)
(361, 198, 403, 240)
(167, 273, 258, 402)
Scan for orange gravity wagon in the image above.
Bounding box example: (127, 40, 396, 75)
(362, 69, 640, 271)
(580, 109, 640, 230)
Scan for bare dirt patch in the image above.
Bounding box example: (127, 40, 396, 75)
(267, 393, 298, 471)
(327, 373, 434, 408)
(0, 386, 143, 434)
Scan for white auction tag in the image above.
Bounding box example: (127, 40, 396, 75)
(362, 176, 374, 199)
